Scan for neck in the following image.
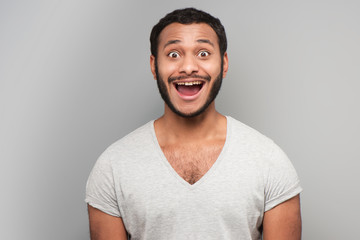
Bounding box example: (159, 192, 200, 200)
(154, 102, 226, 145)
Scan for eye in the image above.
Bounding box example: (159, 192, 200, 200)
(168, 51, 180, 58)
(198, 51, 210, 58)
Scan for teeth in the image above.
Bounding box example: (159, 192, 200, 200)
(176, 81, 202, 86)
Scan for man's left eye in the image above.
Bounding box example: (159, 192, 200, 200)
(198, 51, 210, 57)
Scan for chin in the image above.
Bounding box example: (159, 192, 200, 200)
(170, 102, 212, 118)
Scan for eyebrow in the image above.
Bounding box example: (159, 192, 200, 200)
(197, 39, 214, 47)
(163, 40, 181, 49)
(163, 39, 214, 49)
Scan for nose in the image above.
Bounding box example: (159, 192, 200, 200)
(179, 55, 199, 75)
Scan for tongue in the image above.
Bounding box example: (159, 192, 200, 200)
(177, 85, 202, 96)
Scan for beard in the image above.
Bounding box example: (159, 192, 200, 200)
(155, 61, 223, 118)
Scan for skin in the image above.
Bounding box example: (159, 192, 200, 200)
(152, 22, 227, 119)
(263, 195, 302, 240)
(88, 205, 127, 240)
(88, 22, 302, 239)
(151, 23, 228, 184)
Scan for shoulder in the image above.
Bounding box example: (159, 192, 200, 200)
(227, 116, 278, 154)
(227, 117, 302, 209)
(96, 121, 156, 167)
(226, 116, 296, 171)
(108, 121, 154, 152)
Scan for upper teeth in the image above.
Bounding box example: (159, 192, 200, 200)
(176, 81, 202, 86)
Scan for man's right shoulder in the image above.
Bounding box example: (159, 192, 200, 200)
(106, 120, 154, 152)
(96, 120, 155, 165)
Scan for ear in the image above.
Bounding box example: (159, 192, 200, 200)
(150, 55, 157, 80)
(222, 52, 229, 78)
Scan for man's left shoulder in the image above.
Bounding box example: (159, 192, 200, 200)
(227, 116, 279, 150)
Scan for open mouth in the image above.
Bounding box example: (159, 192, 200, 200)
(174, 81, 204, 97)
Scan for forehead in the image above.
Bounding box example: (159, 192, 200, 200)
(158, 23, 218, 48)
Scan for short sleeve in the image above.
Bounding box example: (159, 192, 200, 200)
(264, 143, 302, 212)
(85, 150, 121, 217)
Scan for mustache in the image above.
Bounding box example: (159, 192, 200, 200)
(168, 74, 211, 83)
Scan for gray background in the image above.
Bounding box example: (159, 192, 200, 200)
(1, 0, 359, 239)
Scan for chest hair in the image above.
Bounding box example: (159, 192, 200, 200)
(161, 143, 224, 185)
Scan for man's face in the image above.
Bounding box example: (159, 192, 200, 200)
(150, 23, 228, 118)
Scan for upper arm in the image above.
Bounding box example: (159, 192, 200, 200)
(88, 204, 128, 240)
(262, 194, 302, 240)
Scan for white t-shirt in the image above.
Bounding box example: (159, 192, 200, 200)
(85, 116, 302, 239)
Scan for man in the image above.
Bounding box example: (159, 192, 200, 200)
(85, 8, 302, 240)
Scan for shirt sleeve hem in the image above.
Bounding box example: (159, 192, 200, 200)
(264, 182, 303, 212)
(85, 196, 121, 218)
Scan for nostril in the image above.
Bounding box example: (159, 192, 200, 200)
(179, 58, 199, 73)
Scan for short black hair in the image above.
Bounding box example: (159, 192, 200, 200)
(150, 8, 227, 58)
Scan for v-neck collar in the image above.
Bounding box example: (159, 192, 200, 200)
(150, 116, 232, 190)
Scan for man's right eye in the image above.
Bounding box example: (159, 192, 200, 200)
(168, 52, 180, 58)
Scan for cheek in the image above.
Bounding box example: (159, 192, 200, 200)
(203, 67, 221, 79)
(157, 60, 178, 78)
(200, 59, 222, 74)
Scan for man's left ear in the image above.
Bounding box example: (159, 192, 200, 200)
(222, 52, 229, 78)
